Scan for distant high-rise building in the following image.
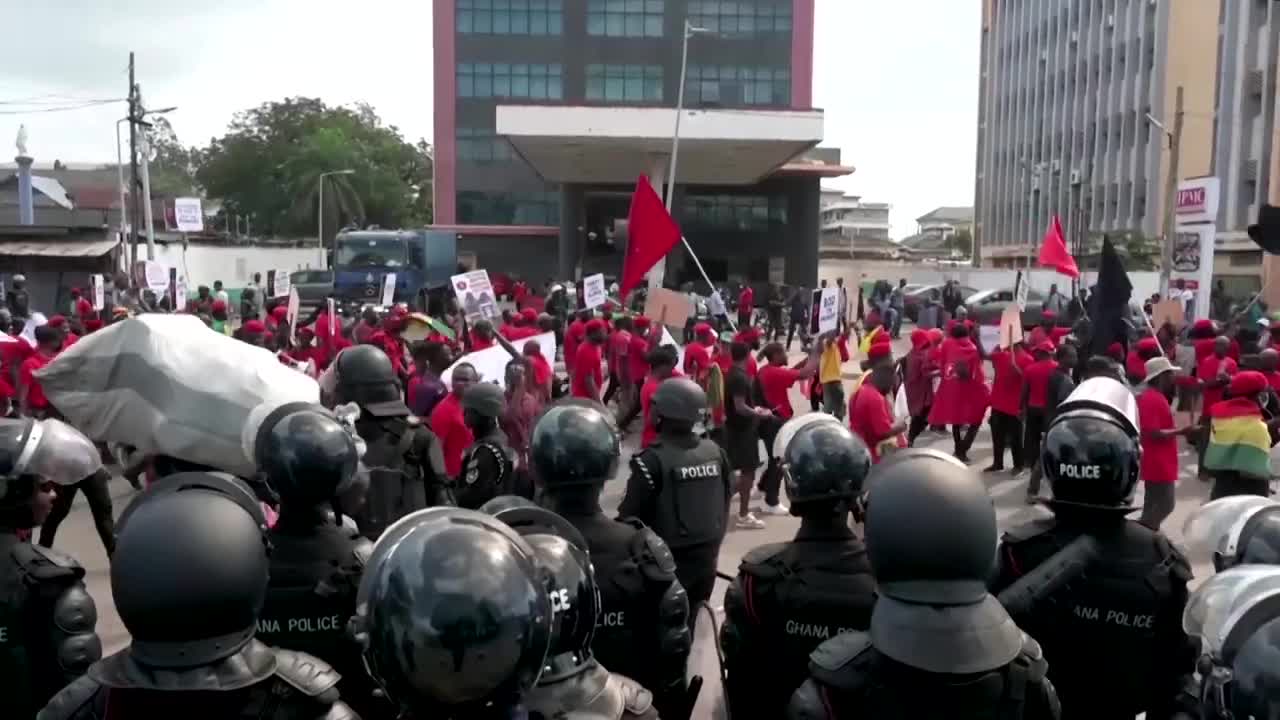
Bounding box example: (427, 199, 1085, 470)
(974, 0, 1220, 268)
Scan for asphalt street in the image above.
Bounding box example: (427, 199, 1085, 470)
(47, 329, 1221, 720)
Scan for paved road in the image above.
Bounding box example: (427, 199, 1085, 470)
(47, 331, 1220, 719)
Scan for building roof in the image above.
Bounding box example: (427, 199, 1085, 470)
(898, 232, 951, 252)
(916, 206, 974, 224)
(0, 237, 118, 257)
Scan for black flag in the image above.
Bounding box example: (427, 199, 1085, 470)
(1087, 235, 1133, 357)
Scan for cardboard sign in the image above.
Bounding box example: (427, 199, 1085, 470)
(978, 324, 1001, 353)
(817, 287, 839, 335)
(1014, 270, 1029, 312)
(451, 269, 499, 323)
(172, 273, 187, 312)
(326, 298, 337, 339)
(268, 269, 291, 299)
(643, 287, 691, 329)
(286, 287, 300, 343)
(381, 273, 397, 307)
(583, 273, 607, 309)
(90, 274, 105, 311)
(999, 305, 1023, 349)
(142, 261, 169, 293)
(1151, 298, 1185, 330)
(173, 197, 204, 232)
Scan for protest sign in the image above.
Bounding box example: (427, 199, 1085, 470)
(1151, 298, 1185, 330)
(90, 274, 105, 311)
(999, 305, 1023, 349)
(268, 269, 291, 299)
(451, 269, 499, 323)
(583, 273, 607, 309)
(643, 287, 691, 329)
(142, 261, 169, 294)
(381, 273, 397, 307)
(286, 288, 300, 343)
(817, 287, 839, 335)
(326, 298, 336, 339)
(443, 331, 557, 389)
(173, 197, 204, 233)
(1014, 271, 1029, 312)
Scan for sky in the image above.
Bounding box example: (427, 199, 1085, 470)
(1, 0, 978, 238)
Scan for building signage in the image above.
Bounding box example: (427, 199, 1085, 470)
(1174, 177, 1219, 226)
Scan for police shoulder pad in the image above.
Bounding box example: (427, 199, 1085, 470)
(12, 542, 84, 583)
(38, 673, 102, 719)
(352, 537, 374, 570)
(740, 542, 788, 577)
(625, 523, 677, 579)
(271, 648, 341, 697)
(1152, 531, 1193, 584)
(808, 631, 874, 690)
(1016, 632, 1049, 682)
(1000, 516, 1057, 545)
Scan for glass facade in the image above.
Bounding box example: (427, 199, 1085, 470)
(685, 65, 790, 106)
(681, 193, 787, 231)
(457, 0, 564, 35)
(458, 190, 561, 225)
(687, 0, 792, 36)
(457, 62, 564, 100)
(586, 0, 665, 37)
(586, 64, 664, 103)
(457, 127, 515, 163)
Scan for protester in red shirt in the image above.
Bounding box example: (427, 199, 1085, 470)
(564, 309, 590, 375)
(1261, 348, 1280, 391)
(500, 359, 543, 498)
(1136, 357, 1192, 530)
(738, 285, 754, 328)
(987, 342, 1032, 472)
(429, 363, 476, 478)
(286, 327, 326, 371)
(572, 319, 607, 400)
(1027, 312, 1058, 348)
(523, 339, 553, 402)
(1126, 336, 1162, 384)
(757, 341, 820, 420)
(683, 322, 716, 386)
(603, 316, 634, 407)
(368, 315, 409, 378)
(849, 343, 906, 463)
(640, 345, 681, 448)
(468, 319, 497, 352)
(903, 330, 936, 446)
(1019, 341, 1058, 477)
(1198, 336, 1236, 416)
(19, 325, 61, 417)
(928, 322, 990, 462)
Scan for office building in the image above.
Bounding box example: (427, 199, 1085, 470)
(974, 0, 1219, 268)
(432, 0, 850, 286)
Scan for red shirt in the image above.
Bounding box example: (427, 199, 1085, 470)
(429, 393, 473, 478)
(1023, 359, 1059, 409)
(739, 287, 754, 312)
(1125, 350, 1147, 381)
(758, 364, 801, 419)
(989, 348, 1028, 416)
(1198, 355, 1238, 415)
(1028, 326, 1052, 348)
(684, 340, 712, 379)
(564, 321, 586, 373)
(628, 333, 651, 384)
(527, 353, 553, 398)
(20, 351, 55, 409)
(608, 330, 632, 379)
(849, 381, 903, 463)
(469, 335, 494, 352)
(572, 341, 604, 399)
(1137, 387, 1178, 484)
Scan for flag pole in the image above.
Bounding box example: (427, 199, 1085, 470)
(679, 235, 737, 333)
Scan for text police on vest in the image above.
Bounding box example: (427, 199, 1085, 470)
(597, 611, 625, 627)
(1072, 606, 1155, 628)
(679, 463, 720, 480)
(1058, 464, 1101, 479)
(256, 615, 343, 633)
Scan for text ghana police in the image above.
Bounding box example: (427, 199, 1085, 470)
(1183, 564, 1280, 719)
(0, 417, 101, 718)
(619, 377, 730, 615)
(254, 405, 382, 717)
(789, 449, 1061, 719)
(991, 376, 1196, 720)
(489, 505, 661, 720)
(722, 416, 875, 719)
(531, 402, 693, 719)
(353, 506, 552, 719)
(40, 473, 355, 719)
(331, 344, 452, 538)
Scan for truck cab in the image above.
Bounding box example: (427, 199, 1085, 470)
(331, 229, 456, 308)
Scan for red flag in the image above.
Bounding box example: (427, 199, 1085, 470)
(621, 175, 681, 296)
(1037, 214, 1080, 278)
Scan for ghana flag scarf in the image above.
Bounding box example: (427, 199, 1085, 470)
(1205, 397, 1273, 480)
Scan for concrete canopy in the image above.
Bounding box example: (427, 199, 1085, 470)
(495, 104, 824, 185)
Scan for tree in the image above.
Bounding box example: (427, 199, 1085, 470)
(195, 98, 433, 241)
(145, 117, 200, 196)
(946, 228, 973, 257)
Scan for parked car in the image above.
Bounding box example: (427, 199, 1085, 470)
(290, 269, 334, 310)
(903, 283, 977, 321)
(964, 287, 1048, 327)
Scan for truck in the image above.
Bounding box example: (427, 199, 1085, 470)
(331, 228, 457, 309)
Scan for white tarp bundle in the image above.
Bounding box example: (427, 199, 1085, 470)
(35, 314, 320, 477)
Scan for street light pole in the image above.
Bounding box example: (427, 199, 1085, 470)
(317, 169, 356, 258)
(1149, 85, 1184, 297)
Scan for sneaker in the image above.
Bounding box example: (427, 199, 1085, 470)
(735, 513, 767, 530)
(761, 502, 790, 516)
(982, 464, 1004, 473)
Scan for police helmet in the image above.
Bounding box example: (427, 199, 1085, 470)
(863, 449, 1023, 674)
(1183, 566, 1280, 720)
(1184, 496, 1280, 571)
(108, 475, 271, 669)
(524, 533, 600, 682)
(650, 377, 706, 425)
(479, 494, 539, 515)
(783, 420, 872, 511)
(1040, 377, 1140, 511)
(357, 507, 553, 716)
(0, 416, 102, 486)
(335, 345, 408, 416)
(254, 406, 360, 506)
(771, 412, 843, 460)
(531, 404, 620, 488)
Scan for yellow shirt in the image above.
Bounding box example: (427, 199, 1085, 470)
(819, 343, 843, 384)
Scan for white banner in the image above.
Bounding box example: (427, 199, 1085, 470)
(286, 287, 300, 343)
(443, 331, 557, 389)
(1014, 270, 1029, 312)
(90, 274, 105, 311)
(817, 287, 839, 334)
(143, 261, 170, 293)
(1171, 223, 1216, 322)
(583, 273, 607, 309)
(272, 269, 291, 299)
(173, 197, 204, 233)
(381, 273, 397, 307)
(451, 269, 499, 323)
(326, 298, 337, 339)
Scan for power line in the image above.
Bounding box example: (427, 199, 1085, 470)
(0, 99, 122, 115)
(0, 95, 120, 106)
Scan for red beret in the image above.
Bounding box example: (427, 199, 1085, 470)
(297, 326, 315, 339)
(47, 315, 67, 328)
(867, 343, 893, 361)
(520, 308, 538, 323)
(585, 318, 606, 333)
(84, 319, 103, 333)
(694, 322, 714, 337)
(1193, 319, 1216, 333)
(271, 305, 288, 320)
(928, 328, 944, 343)
(1041, 310, 1057, 320)
(872, 331, 892, 345)
(1230, 370, 1269, 397)
(910, 329, 930, 350)
(1107, 342, 1124, 355)
(634, 316, 651, 330)
(242, 320, 266, 335)
(211, 299, 228, 313)
(1136, 337, 1160, 351)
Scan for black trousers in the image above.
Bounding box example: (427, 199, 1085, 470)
(1210, 471, 1271, 500)
(786, 320, 807, 349)
(674, 542, 720, 633)
(618, 380, 645, 429)
(989, 410, 1024, 470)
(602, 369, 621, 405)
(757, 415, 784, 506)
(40, 467, 115, 556)
(1023, 409, 1047, 493)
(907, 410, 931, 446)
(952, 424, 981, 459)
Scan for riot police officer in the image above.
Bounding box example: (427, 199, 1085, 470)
(40, 473, 355, 718)
(991, 376, 1195, 720)
(0, 417, 101, 718)
(619, 377, 730, 613)
(1183, 495, 1280, 570)
(789, 449, 1061, 719)
(254, 406, 381, 717)
(722, 417, 876, 720)
(532, 404, 693, 719)
(331, 344, 451, 538)
(488, 505, 660, 719)
(353, 506, 552, 719)
(456, 382, 514, 509)
(1184, 564, 1280, 719)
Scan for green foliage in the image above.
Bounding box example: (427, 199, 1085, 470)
(145, 117, 200, 196)
(946, 228, 973, 257)
(1086, 229, 1159, 270)
(193, 98, 432, 240)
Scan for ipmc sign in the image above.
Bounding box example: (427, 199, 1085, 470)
(1174, 177, 1219, 226)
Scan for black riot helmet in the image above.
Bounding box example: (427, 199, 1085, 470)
(1042, 378, 1141, 511)
(335, 344, 409, 416)
(650, 377, 706, 427)
(531, 404, 620, 488)
(1183, 496, 1280, 572)
(109, 475, 271, 668)
(1183, 566, 1280, 720)
(479, 494, 539, 515)
(783, 420, 872, 512)
(862, 449, 1023, 674)
(254, 406, 359, 507)
(357, 507, 553, 717)
(0, 416, 102, 485)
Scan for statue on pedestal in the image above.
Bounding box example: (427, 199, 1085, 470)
(15, 124, 28, 157)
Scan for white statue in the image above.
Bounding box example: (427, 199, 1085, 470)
(15, 124, 28, 157)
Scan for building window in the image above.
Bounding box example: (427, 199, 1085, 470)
(457, 128, 514, 164)
(458, 191, 561, 225)
(681, 194, 786, 231)
(457, 63, 563, 99)
(686, 65, 790, 106)
(587, 0, 665, 38)
(586, 64, 663, 102)
(457, 0, 564, 35)
(688, 0, 791, 36)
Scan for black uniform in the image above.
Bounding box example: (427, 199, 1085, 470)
(722, 420, 876, 719)
(455, 383, 514, 510)
(789, 449, 1060, 720)
(532, 403, 693, 718)
(39, 473, 355, 719)
(992, 378, 1195, 720)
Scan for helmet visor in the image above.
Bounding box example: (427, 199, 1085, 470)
(21, 418, 103, 486)
(773, 413, 842, 460)
(1183, 565, 1280, 656)
(1182, 495, 1277, 561)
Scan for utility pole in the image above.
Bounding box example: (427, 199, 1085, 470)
(127, 52, 140, 275)
(1158, 85, 1185, 296)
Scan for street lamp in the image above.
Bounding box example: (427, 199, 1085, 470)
(664, 19, 713, 211)
(317, 169, 355, 252)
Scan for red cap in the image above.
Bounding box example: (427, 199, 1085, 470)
(867, 343, 893, 361)
(242, 320, 267, 335)
(211, 299, 228, 313)
(383, 316, 405, 332)
(84, 318, 103, 333)
(634, 316, 651, 330)
(585, 318, 606, 333)
(910, 329, 930, 350)
(520, 308, 538, 323)
(694, 322, 714, 337)
(928, 328, 944, 343)
(1136, 337, 1160, 352)
(46, 315, 67, 328)
(271, 306, 288, 320)
(297, 326, 315, 339)
(1035, 341, 1056, 354)
(1230, 370, 1269, 397)
(872, 331, 892, 346)
(1042, 310, 1057, 320)
(1193, 319, 1216, 333)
